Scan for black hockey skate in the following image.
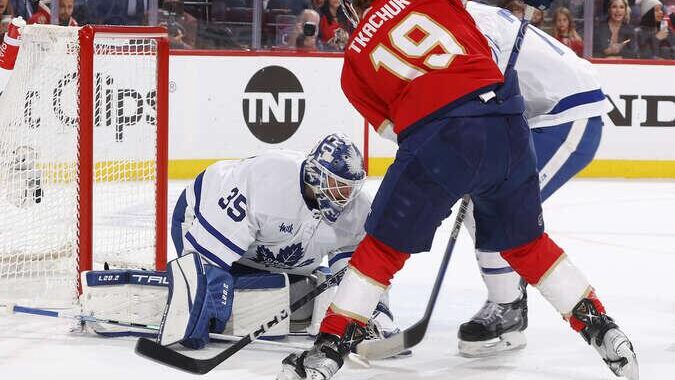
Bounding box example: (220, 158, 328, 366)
(572, 298, 639, 380)
(277, 323, 366, 380)
(457, 290, 528, 357)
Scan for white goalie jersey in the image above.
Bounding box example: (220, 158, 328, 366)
(467, 1, 613, 128)
(177, 150, 369, 276)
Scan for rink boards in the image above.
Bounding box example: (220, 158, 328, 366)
(163, 53, 675, 178)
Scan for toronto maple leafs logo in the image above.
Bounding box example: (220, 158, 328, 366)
(252, 243, 314, 269)
(344, 145, 363, 177)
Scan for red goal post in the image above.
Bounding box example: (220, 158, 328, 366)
(77, 25, 169, 276)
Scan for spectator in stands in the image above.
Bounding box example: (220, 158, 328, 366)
(553, 6, 584, 56)
(635, 0, 673, 58)
(28, 0, 78, 26)
(530, 7, 544, 27)
(501, 0, 525, 18)
(295, 29, 317, 50)
(1, 0, 13, 19)
(289, 8, 319, 50)
(0, 0, 14, 44)
(8, 0, 26, 19)
(318, 0, 349, 50)
(499, 0, 543, 26)
(593, 0, 636, 58)
(159, 0, 197, 49)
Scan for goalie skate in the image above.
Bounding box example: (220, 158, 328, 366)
(457, 292, 528, 357)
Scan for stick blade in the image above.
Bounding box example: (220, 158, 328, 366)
(135, 337, 211, 375)
(355, 319, 430, 360)
(402, 319, 430, 348)
(355, 332, 405, 360)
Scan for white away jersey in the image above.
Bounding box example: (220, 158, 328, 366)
(467, 2, 612, 128)
(180, 150, 369, 276)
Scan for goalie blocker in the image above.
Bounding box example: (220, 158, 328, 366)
(81, 258, 336, 341)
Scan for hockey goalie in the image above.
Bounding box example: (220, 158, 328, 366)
(82, 133, 408, 355)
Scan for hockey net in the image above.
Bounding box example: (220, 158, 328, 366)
(0, 25, 168, 309)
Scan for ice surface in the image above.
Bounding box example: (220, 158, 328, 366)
(1, 178, 673, 380)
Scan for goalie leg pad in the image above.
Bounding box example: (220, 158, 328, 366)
(83, 265, 289, 340)
(158, 253, 234, 349)
(225, 269, 290, 339)
(81, 269, 169, 337)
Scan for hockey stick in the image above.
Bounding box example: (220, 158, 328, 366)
(2, 304, 311, 351)
(355, 195, 471, 359)
(210, 334, 311, 351)
(134, 265, 347, 374)
(2, 303, 161, 330)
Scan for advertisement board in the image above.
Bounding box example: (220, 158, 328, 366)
(168, 54, 365, 177)
(167, 53, 674, 178)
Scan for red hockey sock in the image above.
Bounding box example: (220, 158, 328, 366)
(320, 306, 367, 336)
(349, 234, 410, 286)
(319, 234, 410, 336)
(500, 233, 564, 285)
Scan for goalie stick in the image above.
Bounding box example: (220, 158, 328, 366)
(355, 195, 471, 360)
(2, 304, 311, 351)
(134, 265, 347, 374)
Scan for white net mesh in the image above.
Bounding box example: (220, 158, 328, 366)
(0, 25, 164, 308)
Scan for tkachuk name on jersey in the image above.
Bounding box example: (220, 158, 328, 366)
(348, 0, 411, 53)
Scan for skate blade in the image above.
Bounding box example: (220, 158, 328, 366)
(276, 365, 302, 380)
(458, 331, 527, 358)
(348, 352, 371, 368)
(616, 343, 639, 380)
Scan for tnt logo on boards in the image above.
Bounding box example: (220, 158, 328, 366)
(242, 66, 305, 144)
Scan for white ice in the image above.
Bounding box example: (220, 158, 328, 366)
(1, 178, 673, 380)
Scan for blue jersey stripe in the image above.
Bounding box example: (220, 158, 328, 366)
(185, 232, 232, 271)
(193, 171, 205, 212)
(192, 171, 246, 256)
(481, 266, 515, 275)
(328, 251, 353, 268)
(194, 214, 246, 256)
(548, 89, 606, 115)
(528, 26, 565, 56)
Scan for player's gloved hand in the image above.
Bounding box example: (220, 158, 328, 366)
(158, 252, 234, 349)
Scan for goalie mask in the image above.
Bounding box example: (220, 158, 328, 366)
(303, 133, 365, 224)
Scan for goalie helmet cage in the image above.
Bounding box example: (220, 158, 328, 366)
(0, 25, 169, 309)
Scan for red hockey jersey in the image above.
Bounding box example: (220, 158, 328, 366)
(341, 0, 503, 138)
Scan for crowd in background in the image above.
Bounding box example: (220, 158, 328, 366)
(0, 0, 673, 58)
